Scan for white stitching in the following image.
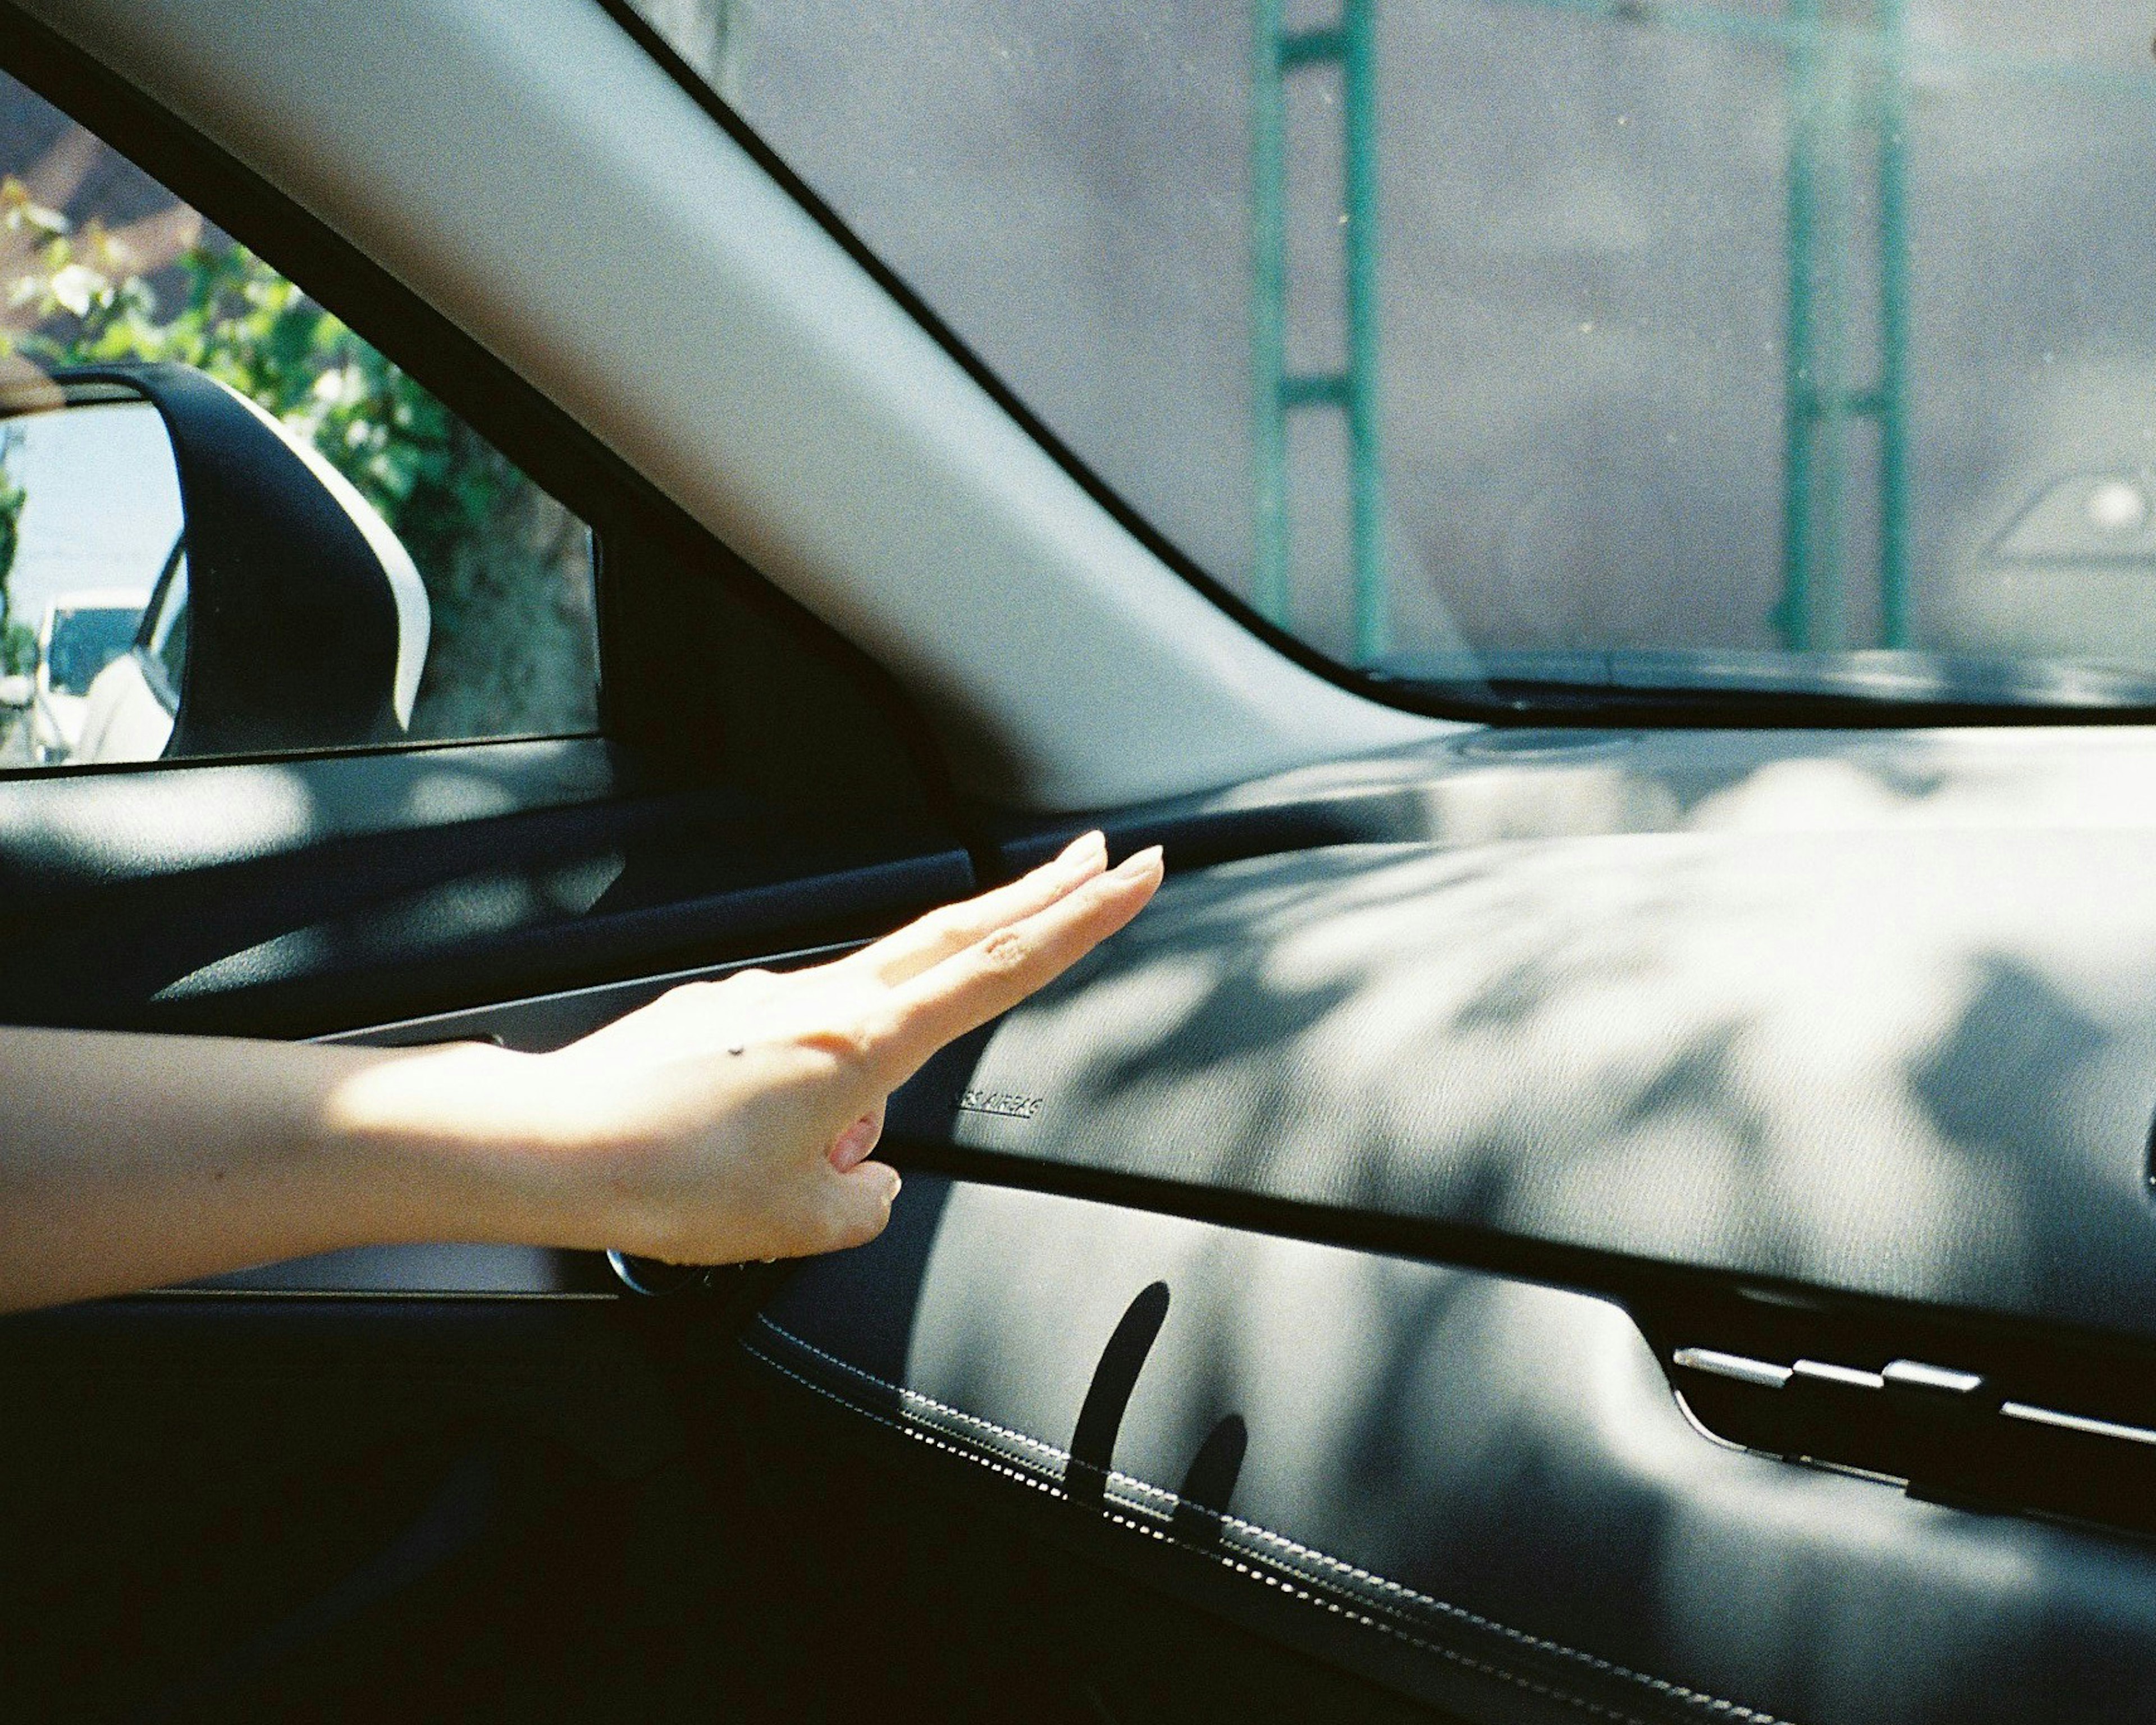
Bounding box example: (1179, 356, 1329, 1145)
(745, 1340, 1662, 1725)
(749, 1315, 1796, 1725)
(760, 1316, 1087, 1473)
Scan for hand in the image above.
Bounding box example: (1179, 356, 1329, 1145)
(0, 836, 1159, 1313)
(446, 832, 1162, 1265)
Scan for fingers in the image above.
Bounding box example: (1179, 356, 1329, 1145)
(838, 831, 1107, 988)
(867, 845, 1163, 1084)
(585, 838, 1155, 1269)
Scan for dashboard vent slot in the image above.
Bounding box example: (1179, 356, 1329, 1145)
(1643, 1295, 2156, 1540)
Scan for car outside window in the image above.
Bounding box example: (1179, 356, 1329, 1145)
(626, 0, 2156, 717)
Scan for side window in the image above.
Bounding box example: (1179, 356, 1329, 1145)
(0, 67, 599, 771)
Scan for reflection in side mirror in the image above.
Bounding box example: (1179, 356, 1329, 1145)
(0, 389, 170, 767)
(0, 362, 428, 772)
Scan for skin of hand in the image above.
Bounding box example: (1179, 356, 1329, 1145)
(0, 833, 1162, 1312)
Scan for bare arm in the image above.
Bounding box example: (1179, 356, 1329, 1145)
(0, 833, 1161, 1313)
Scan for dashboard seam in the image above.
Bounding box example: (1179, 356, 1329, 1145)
(746, 1315, 1794, 1725)
(746, 1339, 1666, 1725)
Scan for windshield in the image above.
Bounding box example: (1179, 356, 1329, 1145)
(627, 1, 2156, 715)
(44, 606, 141, 697)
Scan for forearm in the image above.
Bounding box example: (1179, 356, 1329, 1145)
(0, 1027, 550, 1313)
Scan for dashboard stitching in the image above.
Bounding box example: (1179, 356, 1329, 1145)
(748, 1316, 1794, 1725)
(745, 1338, 1667, 1725)
(757, 1315, 1175, 1489)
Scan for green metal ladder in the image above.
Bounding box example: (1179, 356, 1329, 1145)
(1250, 0, 1914, 661)
(1779, 0, 1912, 650)
(1250, 0, 1387, 663)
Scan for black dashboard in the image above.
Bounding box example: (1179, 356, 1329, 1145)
(124, 723, 2156, 1723)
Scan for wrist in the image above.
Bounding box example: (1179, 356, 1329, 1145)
(318, 1040, 604, 1248)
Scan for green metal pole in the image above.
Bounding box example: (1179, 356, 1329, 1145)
(1251, 0, 1290, 627)
(1874, 0, 1912, 647)
(1342, 0, 1387, 664)
(1779, 0, 1824, 651)
(1812, 42, 1857, 651)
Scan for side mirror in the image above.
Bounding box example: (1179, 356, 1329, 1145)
(0, 672, 29, 709)
(0, 362, 429, 766)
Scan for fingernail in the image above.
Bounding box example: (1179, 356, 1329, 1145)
(1056, 830, 1106, 868)
(829, 1113, 880, 1171)
(1114, 845, 1164, 878)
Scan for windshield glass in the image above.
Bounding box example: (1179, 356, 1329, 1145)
(44, 606, 140, 696)
(628, 1, 2156, 713)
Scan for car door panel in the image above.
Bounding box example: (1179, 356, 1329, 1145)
(0, 739, 969, 1037)
(0, 795, 969, 1722)
(1, 1289, 721, 1723)
(1, 937, 864, 1723)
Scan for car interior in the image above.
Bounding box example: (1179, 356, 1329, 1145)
(6, 2, 2156, 1722)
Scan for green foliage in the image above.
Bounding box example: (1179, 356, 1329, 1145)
(6, 193, 517, 599)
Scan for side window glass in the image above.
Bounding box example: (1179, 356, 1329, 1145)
(0, 67, 599, 770)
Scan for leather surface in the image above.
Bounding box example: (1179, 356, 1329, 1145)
(755, 1176, 2156, 1724)
(891, 827, 2156, 1344)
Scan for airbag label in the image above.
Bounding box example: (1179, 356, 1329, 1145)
(958, 1089, 1043, 1121)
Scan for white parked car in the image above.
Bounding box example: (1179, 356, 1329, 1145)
(17, 587, 149, 764)
(72, 549, 188, 768)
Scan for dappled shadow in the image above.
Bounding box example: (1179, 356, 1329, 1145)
(813, 1153, 2156, 1724)
(1910, 954, 2110, 1160)
(776, 732, 2156, 1725)
(945, 772, 2156, 1333)
(803, 1162, 2140, 1724)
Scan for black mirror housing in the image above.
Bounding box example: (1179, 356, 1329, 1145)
(40, 363, 428, 759)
